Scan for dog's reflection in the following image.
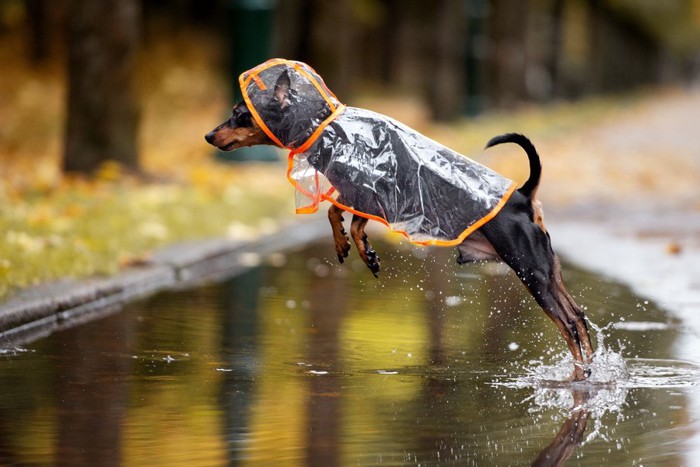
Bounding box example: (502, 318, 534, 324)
(531, 389, 592, 467)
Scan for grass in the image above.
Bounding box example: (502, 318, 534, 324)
(0, 170, 293, 297)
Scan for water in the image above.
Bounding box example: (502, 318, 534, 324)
(0, 240, 699, 465)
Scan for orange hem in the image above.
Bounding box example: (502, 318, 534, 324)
(319, 181, 517, 247)
(286, 176, 518, 247)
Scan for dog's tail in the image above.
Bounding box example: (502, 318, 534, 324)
(485, 133, 541, 199)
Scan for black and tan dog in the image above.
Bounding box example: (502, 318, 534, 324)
(206, 59, 594, 380)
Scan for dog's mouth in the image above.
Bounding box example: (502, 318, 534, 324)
(220, 141, 240, 152)
(208, 137, 244, 152)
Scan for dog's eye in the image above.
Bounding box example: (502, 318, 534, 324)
(231, 104, 253, 127)
(235, 112, 253, 127)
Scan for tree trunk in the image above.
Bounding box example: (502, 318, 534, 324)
(587, 0, 659, 95)
(25, 0, 50, 63)
(485, 0, 529, 109)
(547, 0, 564, 98)
(428, 0, 466, 121)
(63, 0, 141, 174)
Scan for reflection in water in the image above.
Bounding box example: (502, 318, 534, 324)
(0, 241, 697, 465)
(305, 270, 346, 467)
(54, 310, 132, 466)
(532, 390, 590, 467)
(220, 268, 260, 464)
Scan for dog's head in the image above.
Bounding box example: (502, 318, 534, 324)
(205, 71, 292, 151)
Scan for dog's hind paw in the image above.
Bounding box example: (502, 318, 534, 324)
(456, 251, 472, 265)
(364, 240, 380, 278)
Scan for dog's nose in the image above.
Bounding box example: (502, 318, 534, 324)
(205, 131, 215, 144)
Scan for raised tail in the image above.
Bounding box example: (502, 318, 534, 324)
(485, 133, 541, 199)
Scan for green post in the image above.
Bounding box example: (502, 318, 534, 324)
(217, 0, 279, 162)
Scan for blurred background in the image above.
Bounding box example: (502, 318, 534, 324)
(1, 4, 700, 464)
(0, 0, 699, 295)
(2, 0, 700, 175)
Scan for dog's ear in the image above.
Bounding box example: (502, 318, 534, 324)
(273, 70, 291, 109)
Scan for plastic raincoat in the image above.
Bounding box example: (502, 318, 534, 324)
(240, 59, 517, 246)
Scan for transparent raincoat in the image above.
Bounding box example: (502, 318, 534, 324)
(240, 59, 517, 246)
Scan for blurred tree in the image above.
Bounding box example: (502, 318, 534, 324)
(485, 0, 529, 109)
(546, 0, 565, 98)
(25, 0, 49, 63)
(427, 0, 466, 121)
(588, 0, 660, 94)
(219, 0, 279, 162)
(376, 0, 431, 92)
(63, 0, 141, 174)
(465, 0, 488, 115)
(291, 0, 357, 99)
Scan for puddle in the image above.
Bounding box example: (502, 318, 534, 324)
(0, 240, 699, 465)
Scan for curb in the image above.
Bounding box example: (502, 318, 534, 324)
(0, 218, 329, 346)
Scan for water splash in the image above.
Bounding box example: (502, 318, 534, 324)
(493, 322, 631, 445)
(497, 318, 700, 391)
(505, 320, 630, 388)
(0, 347, 33, 356)
(493, 318, 700, 445)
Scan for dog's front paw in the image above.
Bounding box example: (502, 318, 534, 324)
(335, 228, 351, 264)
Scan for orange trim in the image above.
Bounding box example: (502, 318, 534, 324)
(252, 74, 267, 90)
(239, 71, 286, 148)
(293, 104, 346, 154)
(295, 205, 321, 214)
(240, 58, 290, 84)
(286, 60, 341, 105)
(286, 153, 322, 207)
(292, 64, 337, 112)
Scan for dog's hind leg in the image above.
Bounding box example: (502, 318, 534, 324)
(328, 204, 351, 263)
(480, 202, 594, 380)
(350, 214, 380, 277)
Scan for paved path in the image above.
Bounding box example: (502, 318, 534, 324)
(541, 87, 700, 324)
(538, 87, 700, 209)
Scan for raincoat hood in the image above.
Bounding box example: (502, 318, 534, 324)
(240, 58, 344, 150)
(239, 59, 517, 246)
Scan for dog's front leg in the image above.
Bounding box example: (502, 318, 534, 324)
(350, 214, 380, 277)
(328, 204, 351, 263)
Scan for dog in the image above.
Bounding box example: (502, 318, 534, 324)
(205, 59, 594, 381)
